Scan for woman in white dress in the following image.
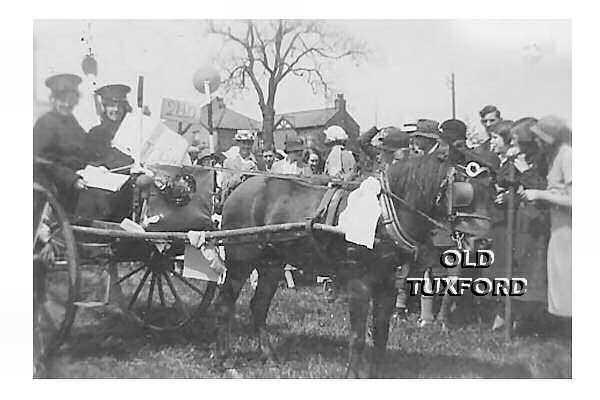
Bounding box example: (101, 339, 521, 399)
(520, 115, 571, 319)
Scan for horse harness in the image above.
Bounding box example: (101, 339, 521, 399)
(377, 162, 492, 259)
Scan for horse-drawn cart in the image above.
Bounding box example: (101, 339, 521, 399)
(33, 163, 345, 374)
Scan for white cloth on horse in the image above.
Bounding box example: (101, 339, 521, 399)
(336, 177, 382, 249)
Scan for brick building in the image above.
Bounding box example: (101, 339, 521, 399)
(165, 97, 260, 152)
(272, 94, 360, 155)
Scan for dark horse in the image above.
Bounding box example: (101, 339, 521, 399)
(212, 152, 495, 377)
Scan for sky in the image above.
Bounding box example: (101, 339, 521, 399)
(33, 19, 571, 139)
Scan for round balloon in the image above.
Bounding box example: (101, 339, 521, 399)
(193, 66, 221, 94)
(81, 54, 98, 77)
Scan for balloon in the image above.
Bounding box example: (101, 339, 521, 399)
(193, 66, 220, 94)
(81, 54, 98, 76)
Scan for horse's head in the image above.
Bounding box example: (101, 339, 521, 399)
(385, 150, 497, 251)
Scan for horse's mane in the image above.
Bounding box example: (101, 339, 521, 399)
(386, 153, 449, 214)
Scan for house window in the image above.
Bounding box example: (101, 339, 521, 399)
(277, 119, 293, 129)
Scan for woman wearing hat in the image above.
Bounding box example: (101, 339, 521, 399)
(221, 130, 258, 198)
(34, 73, 89, 212)
(520, 116, 572, 319)
(488, 118, 551, 332)
(323, 125, 356, 180)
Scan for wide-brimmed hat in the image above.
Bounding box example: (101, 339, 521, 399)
(234, 130, 256, 142)
(324, 125, 348, 142)
(440, 119, 467, 144)
(284, 137, 305, 153)
(530, 115, 571, 144)
(378, 128, 410, 151)
(411, 119, 440, 139)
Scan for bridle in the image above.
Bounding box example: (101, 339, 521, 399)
(377, 159, 493, 259)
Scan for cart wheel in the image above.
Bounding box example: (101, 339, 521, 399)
(108, 252, 217, 331)
(33, 183, 79, 367)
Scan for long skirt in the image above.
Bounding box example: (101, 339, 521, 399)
(547, 207, 572, 317)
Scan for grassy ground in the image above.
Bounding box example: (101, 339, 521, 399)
(45, 282, 571, 378)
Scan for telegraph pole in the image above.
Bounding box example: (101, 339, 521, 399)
(450, 72, 456, 119)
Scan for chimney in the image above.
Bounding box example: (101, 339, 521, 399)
(212, 96, 226, 110)
(334, 93, 346, 112)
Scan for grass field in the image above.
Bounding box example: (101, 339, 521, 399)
(45, 281, 572, 378)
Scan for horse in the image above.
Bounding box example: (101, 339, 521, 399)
(212, 151, 495, 377)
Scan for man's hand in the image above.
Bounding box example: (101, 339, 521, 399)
(73, 178, 88, 190)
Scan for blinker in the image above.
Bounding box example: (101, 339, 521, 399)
(451, 181, 474, 208)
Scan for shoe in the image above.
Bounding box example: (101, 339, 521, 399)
(492, 314, 505, 331)
(417, 318, 433, 328)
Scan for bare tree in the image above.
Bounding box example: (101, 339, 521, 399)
(207, 19, 370, 147)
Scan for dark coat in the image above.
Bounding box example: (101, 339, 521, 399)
(33, 110, 88, 190)
(85, 120, 134, 169)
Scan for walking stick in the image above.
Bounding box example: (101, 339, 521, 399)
(504, 161, 516, 340)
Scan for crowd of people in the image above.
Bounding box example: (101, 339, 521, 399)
(33, 72, 571, 336)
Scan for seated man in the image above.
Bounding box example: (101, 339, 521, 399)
(34, 73, 89, 213)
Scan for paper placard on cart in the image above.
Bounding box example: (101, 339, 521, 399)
(183, 244, 225, 282)
(77, 165, 130, 192)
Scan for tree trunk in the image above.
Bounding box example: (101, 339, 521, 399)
(261, 105, 276, 149)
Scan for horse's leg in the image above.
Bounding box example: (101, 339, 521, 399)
(438, 267, 462, 330)
(250, 265, 281, 361)
(345, 277, 370, 378)
(369, 278, 397, 378)
(213, 260, 250, 358)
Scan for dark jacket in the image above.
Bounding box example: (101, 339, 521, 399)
(33, 110, 88, 191)
(85, 120, 134, 170)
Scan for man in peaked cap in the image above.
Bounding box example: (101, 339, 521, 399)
(85, 84, 134, 169)
(34, 73, 89, 212)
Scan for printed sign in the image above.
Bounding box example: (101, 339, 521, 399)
(160, 98, 202, 124)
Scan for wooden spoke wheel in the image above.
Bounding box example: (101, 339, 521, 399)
(33, 183, 80, 371)
(109, 250, 217, 331)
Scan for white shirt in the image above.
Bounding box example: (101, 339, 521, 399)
(271, 158, 302, 175)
